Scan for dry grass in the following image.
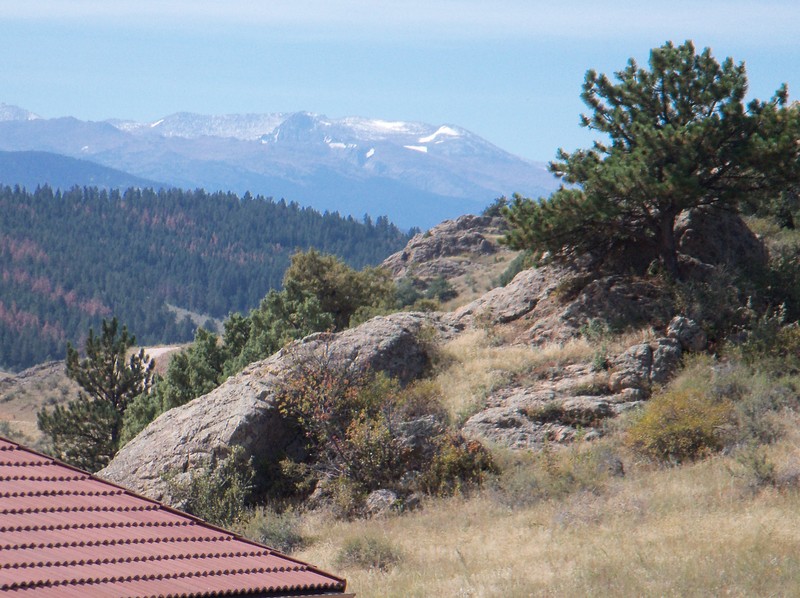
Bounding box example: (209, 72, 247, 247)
(432, 330, 598, 425)
(294, 440, 800, 597)
(430, 326, 659, 426)
(744, 215, 800, 254)
(439, 247, 521, 310)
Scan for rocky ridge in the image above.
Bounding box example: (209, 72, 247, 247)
(381, 214, 520, 305)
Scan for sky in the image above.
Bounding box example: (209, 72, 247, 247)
(2, 0, 800, 162)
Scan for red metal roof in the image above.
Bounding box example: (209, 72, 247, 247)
(0, 437, 349, 597)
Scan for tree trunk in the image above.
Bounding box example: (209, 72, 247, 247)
(657, 212, 679, 278)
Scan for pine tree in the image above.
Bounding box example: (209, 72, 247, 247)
(38, 318, 154, 471)
(503, 40, 800, 277)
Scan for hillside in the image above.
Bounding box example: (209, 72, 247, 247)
(6, 204, 800, 594)
(0, 185, 410, 370)
(89, 203, 800, 596)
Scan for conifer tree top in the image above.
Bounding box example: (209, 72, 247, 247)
(504, 40, 800, 278)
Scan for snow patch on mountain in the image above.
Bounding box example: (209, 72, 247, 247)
(418, 126, 460, 143)
(404, 145, 429, 153)
(111, 112, 289, 140)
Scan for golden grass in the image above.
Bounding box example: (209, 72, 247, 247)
(294, 444, 800, 597)
(431, 330, 599, 425)
(430, 326, 660, 425)
(744, 214, 800, 254)
(438, 248, 521, 311)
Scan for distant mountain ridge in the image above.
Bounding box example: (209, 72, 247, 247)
(0, 103, 559, 228)
(0, 150, 164, 191)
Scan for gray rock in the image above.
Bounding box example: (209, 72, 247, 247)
(462, 407, 577, 448)
(609, 343, 653, 392)
(675, 207, 768, 272)
(608, 338, 682, 392)
(99, 312, 455, 501)
(666, 316, 707, 352)
(452, 266, 563, 326)
(650, 338, 682, 385)
(382, 214, 504, 279)
(397, 415, 445, 464)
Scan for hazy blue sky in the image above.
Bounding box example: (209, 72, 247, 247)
(2, 0, 800, 161)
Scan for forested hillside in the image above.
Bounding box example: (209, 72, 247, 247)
(0, 185, 410, 370)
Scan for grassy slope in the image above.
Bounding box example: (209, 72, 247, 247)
(290, 214, 800, 596)
(278, 324, 800, 596)
(296, 443, 800, 597)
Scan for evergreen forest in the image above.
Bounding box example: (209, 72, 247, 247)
(0, 185, 411, 370)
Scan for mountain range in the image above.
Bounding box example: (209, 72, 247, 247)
(0, 104, 559, 229)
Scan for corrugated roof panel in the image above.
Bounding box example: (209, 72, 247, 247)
(0, 437, 347, 597)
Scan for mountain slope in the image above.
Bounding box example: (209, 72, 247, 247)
(0, 150, 164, 190)
(0, 105, 559, 229)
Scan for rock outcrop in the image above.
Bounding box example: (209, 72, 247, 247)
(100, 312, 457, 500)
(382, 214, 506, 279)
(101, 209, 754, 493)
(462, 336, 684, 449)
(449, 265, 674, 346)
(381, 214, 518, 304)
(675, 206, 768, 273)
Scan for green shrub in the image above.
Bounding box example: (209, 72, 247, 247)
(335, 534, 402, 571)
(425, 276, 457, 302)
(235, 507, 305, 554)
(732, 444, 777, 492)
(497, 250, 536, 287)
(671, 268, 750, 341)
(274, 354, 409, 496)
(626, 389, 734, 464)
(737, 305, 800, 373)
(760, 244, 800, 322)
(0, 421, 32, 445)
(165, 445, 254, 528)
(418, 434, 497, 496)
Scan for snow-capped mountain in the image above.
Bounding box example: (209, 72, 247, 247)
(0, 103, 40, 122)
(109, 112, 288, 140)
(0, 107, 558, 228)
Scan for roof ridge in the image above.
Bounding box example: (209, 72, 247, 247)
(0, 488, 127, 498)
(0, 473, 88, 481)
(0, 503, 157, 515)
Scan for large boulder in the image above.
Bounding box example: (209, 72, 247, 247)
(381, 214, 519, 305)
(675, 206, 768, 272)
(99, 312, 457, 501)
(382, 214, 506, 279)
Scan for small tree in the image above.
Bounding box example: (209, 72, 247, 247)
(38, 318, 154, 471)
(283, 249, 395, 330)
(504, 41, 800, 277)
